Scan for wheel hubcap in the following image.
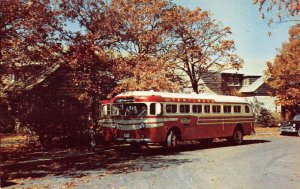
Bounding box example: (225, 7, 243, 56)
(172, 135, 177, 147)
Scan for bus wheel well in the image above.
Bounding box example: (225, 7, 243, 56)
(168, 127, 181, 140)
(235, 124, 244, 134)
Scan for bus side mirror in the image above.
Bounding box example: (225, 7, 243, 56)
(156, 103, 162, 115)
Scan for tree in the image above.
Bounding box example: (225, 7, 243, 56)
(254, 0, 300, 25)
(56, 0, 123, 121)
(166, 6, 243, 93)
(110, 0, 182, 94)
(265, 24, 300, 116)
(257, 107, 276, 127)
(0, 0, 63, 101)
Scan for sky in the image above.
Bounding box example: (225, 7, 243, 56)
(172, 0, 293, 75)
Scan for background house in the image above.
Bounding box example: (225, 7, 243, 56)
(200, 71, 279, 113)
(1, 63, 115, 145)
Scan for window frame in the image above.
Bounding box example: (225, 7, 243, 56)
(204, 105, 211, 113)
(234, 105, 241, 113)
(179, 104, 190, 114)
(245, 105, 251, 113)
(223, 105, 232, 114)
(212, 105, 221, 113)
(192, 104, 202, 113)
(150, 103, 156, 115)
(165, 104, 177, 114)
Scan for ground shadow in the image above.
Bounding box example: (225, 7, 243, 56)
(1, 139, 270, 188)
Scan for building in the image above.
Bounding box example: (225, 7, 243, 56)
(200, 71, 279, 113)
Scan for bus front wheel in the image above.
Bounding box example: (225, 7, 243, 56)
(166, 130, 178, 149)
(229, 128, 243, 145)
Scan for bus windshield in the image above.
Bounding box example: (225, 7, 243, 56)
(113, 103, 147, 116)
(293, 115, 300, 121)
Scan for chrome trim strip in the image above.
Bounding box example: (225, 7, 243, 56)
(115, 138, 151, 142)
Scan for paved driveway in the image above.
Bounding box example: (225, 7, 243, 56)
(3, 136, 300, 189)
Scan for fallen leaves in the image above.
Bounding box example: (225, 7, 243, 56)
(63, 181, 77, 189)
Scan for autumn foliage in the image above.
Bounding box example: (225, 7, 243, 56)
(265, 24, 300, 113)
(254, 0, 300, 25)
(1, 0, 242, 98)
(0, 0, 243, 143)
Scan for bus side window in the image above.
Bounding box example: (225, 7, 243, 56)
(224, 105, 232, 113)
(150, 103, 156, 115)
(192, 105, 202, 113)
(166, 104, 177, 113)
(212, 105, 221, 113)
(180, 105, 190, 113)
(245, 105, 250, 113)
(234, 105, 241, 113)
(204, 105, 210, 113)
(102, 105, 111, 116)
(107, 105, 111, 115)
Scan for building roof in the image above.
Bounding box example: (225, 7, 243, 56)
(8, 63, 60, 92)
(24, 64, 60, 90)
(239, 76, 264, 93)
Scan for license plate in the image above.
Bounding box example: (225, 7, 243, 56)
(124, 133, 130, 138)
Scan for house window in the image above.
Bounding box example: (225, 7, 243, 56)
(192, 105, 202, 113)
(8, 74, 15, 83)
(212, 105, 221, 113)
(180, 105, 190, 113)
(227, 77, 241, 86)
(166, 104, 177, 113)
(243, 78, 250, 86)
(204, 105, 210, 113)
(234, 106, 241, 113)
(224, 105, 232, 113)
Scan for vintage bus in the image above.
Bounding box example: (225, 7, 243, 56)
(100, 91, 255, 149)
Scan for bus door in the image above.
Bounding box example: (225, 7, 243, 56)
(178, 104, 194, 139)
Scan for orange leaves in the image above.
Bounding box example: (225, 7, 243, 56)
(265, 24, 300, 106)
(112, 55, 181, 94)
(167, 5, 242, 93)
(220, 40, 235, 50)
(254, 0, 300, 25)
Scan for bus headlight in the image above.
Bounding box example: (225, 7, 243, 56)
(139, 122, 146, 129)
(293, 123, 296, 128)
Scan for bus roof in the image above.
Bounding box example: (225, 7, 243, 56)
(114, 91, 248, 104)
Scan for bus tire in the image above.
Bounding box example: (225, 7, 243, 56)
(229, 128, 243, 145)
(166, 130, 178, 149)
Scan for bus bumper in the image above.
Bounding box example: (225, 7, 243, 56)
(115, 138, 152, 143)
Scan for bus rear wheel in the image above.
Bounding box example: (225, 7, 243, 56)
(166, 130, 178, 150)
(229, 128, 243, 145)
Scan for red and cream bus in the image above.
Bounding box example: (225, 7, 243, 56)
(100, 91, 255, 149)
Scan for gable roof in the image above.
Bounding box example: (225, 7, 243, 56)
(8, 63, 61, 92)
(24, 64, 60, 90)
(239, 76, 264, 93)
